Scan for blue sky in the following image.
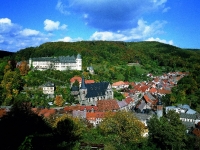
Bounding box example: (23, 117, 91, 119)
(0, 0, 200, 52)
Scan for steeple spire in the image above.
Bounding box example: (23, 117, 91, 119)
(80, 76, 86, 89)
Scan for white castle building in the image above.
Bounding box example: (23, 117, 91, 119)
(29, 54, 82, 71)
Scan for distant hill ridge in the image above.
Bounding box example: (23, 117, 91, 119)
(0, 50, 14, 58)
(12, 41, 200, 69)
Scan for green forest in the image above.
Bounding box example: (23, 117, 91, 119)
(0, 41, 200, 149)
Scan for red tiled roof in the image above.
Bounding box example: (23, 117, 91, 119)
(70, 76, 82, 83)
(95, 112, 105, 118)
(85, 80, 95, 84)
(112, 81, 125, 86)
(133, 85, 141, 91)
(141, 85, 149, 92)
(86, 112, 96, 121)
(86, 112, 105, 120)
(157, 89, 171, 94)
(97, 99, 119, 111)
(80, 106, 98, 111)
(144, 95, 152, 104)
(143, 95, 157, 105)
(125, 97, 133, 104)
(64, 106, 80, 112)
(124, 81, 129, 85)
(149, 87, 157, 93)
(37, 108, 56, 118)
(162, 79, 168, 83)
(123, 92, 129, 98)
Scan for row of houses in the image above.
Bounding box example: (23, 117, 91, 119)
(39, 71, 190, 127)
(30, 97, 135, 127)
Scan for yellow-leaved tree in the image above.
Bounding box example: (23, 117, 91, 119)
(54, 95, 64, 107)
(99, 111, 145, 146)
(46, 114, 85, 139)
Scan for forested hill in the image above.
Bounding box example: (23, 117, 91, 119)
(0, 50, 14, 58)
(14, 41, 200, 72)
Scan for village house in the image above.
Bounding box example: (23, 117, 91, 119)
(112, 81, 129, 90)
(42, 82, 55, 98)
(117, 100, 128, 111)
(86, 112, 105, 127)
(97, 99, 119, 112)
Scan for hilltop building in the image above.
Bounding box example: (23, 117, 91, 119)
(29, 54, 82, 71)
(79, 77, 113, 105)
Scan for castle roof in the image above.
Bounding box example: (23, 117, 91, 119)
(31, 55, 78, 63)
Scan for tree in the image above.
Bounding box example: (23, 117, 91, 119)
(54, 95, 64, 107)
(72, 79, 80, 87)
(148, 110, 187, 150)
(114, 91, 125, 101)
(99, 111, 145, 148)
(0, 102, 51, 149)
(17, 60, 29, 75)
(1, 70, 24, 105)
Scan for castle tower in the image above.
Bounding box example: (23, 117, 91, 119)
(76, 54, 82, 71)
(157, 98, 163, 118)
(79, 76, 87, 105)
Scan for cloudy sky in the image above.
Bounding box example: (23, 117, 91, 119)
(0, 0, 199, 52)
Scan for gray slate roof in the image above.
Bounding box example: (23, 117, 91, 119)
(72, 110, 86, 118)
(31, 54, 81, 63)
(117, 100, 127, 108)
(43, 82, 55, 87)
(85, 82, 109, 98)
(179, 113, 197, 119)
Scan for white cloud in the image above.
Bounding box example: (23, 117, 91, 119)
(20, 28, 40, 36)
(0, 18, 12, 24)
(0, 18, 50, 51)
(56, 0, 70, 15)
(162, 7, 171, 13)
(90, 31, 127, 41)
(146, 37, 173, 45)
(44, 19, 67, 32)
(58, 0, 168, 31)
(57, 36, 82, 42)
(90, 19, 167, 41)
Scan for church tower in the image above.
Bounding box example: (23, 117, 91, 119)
(79, 76, 87, 105)
(157, 98, 163, 118)
(76, 54, 82, 71)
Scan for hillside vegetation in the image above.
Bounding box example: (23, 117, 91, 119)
(14, 41, 200, 72)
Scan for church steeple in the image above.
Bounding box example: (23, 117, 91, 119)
(157, 97, 163, 118)
(80, 76, 86, 89)
(79, 76, 87, 105)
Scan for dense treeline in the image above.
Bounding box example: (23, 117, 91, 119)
(13, 41, 200, 72)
